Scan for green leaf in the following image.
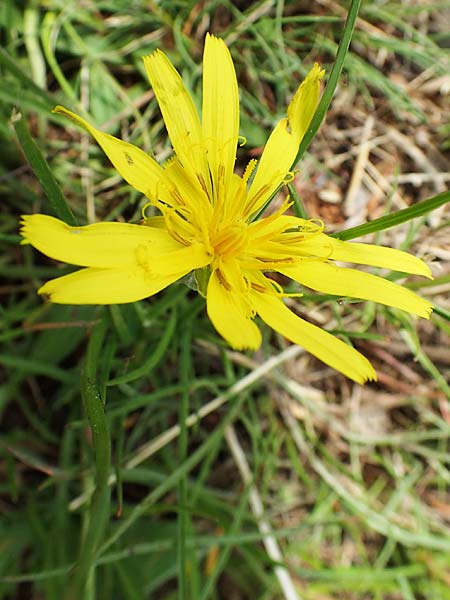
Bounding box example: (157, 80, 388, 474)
(12, 112, 77, 225)
(332, 190, 450, 240)
(0, 47, 54, 111)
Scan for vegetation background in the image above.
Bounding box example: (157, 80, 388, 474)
(1, 0, 449, 598)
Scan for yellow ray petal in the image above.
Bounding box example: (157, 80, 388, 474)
(206, 266, 261, 350)
(163, 158, 213, 221)
(244, 64, 324, 218)
(282, 262, 433, 318)
(20, 214, 183, 268)
(325, 237, 433, 278)
(287, 63, 325, 138)
(243, 118, 298, 218)
(149, 243, 212, 275)
(202, 34, 239, 204)
(143, 51, 211, 195)
(251, 290, 377, 384)
(53, 106, 163, 199)
(38, 266, 184, 304)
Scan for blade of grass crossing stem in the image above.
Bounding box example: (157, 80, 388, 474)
(332, 190, 450, 240)
(293, 0, 361, 166)
(178, 322, 192, 599)
(65, 316, 111, 600)
(12, 113, 76, 225)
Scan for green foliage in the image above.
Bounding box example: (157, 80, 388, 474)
(1, 1, 449, 599)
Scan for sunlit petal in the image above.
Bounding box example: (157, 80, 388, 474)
(38, 267, 184, 304)
(21, 214, 183, 268)
(287, 63, 325, 138)
(244, 64, 324, 218)
(163, 158, 213, 221)
(251, 290, 377, 384)
(243, 118, 298, 219)
(326, 237, 433, 278)
(151, 243, 212, 275)
(207, 265, 261, 350)
(282, 262, 433, 318)
(143, 50, 211, 195)
(53, 106, 163, 200)
(202, 34, 239, 204)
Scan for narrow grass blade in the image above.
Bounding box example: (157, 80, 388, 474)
(332, 190, 450, 240)
(12, 113, 76, 225)
(107, 309, 177, 386)
(293, 0, 362, 165)
(65, 316, 111, 600)
(0, 47, 54, 110)
(178, 322, 192, 598)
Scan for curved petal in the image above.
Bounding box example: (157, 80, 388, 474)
(53, 106, 163, 200)
(38, 266, 184, 304)
(206, 266, 261, 350)
(251, 290, 377, 384)
(325, 237, 432, 278)
(202, 34, 239, 204)
(244, 64, 324, 218)
(20, 214, 183, 268)
(143, 51, 211, 195)
(282, 262, 433, 318)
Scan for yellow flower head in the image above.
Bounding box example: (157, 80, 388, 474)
(21, 34, 433, 384)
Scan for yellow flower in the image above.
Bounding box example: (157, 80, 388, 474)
(21, 34, 433, 384)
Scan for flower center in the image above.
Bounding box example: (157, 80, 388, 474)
(210, 223, 248, 258)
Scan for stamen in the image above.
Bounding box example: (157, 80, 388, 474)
(245, 184, 270, 215)
(255, 256, 294, 264)
(216, 268, 232, 291)
(197, 172, 210, 196)
(250, 282, 267, 293)
(170, 187, 185, 207)
(212, 224, 248, 257)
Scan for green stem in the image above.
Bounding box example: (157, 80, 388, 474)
(293, 0, 362, 166)
(64, 316, 111, 600)
(178, 322, 192, 599)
